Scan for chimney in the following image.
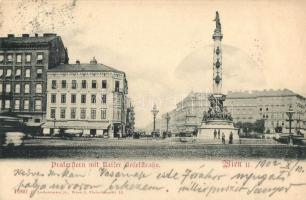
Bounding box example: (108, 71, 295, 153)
(43, 33, 57, 37)
(90, 56, 97, 64)
(7, 34, 14, 38)
(22, 34, 30, 37)
(76, 60, 80, 64)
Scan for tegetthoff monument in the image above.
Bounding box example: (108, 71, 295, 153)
(198, 12, 239, 141)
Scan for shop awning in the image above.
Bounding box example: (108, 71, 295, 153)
(42, 120, 110, 130)
(298, 129, 306, 135)
(25, 122, 44, 127)
(65, 129, 83, 134)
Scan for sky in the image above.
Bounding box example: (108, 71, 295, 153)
(0, 0, 306, 128)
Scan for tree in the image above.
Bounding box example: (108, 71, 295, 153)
(234, 119, 265, 138)
(253, 119, 265, 133)
(275, 126, 282, 133)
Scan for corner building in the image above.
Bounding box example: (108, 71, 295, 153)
(0, 33, 68, 126)
(42, 58, 129, 137)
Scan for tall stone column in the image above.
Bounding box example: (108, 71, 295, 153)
(212, 11, 223, 95)
(199, 11, 238, 141)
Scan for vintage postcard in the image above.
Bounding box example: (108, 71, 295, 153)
(0, 0, 306, 199)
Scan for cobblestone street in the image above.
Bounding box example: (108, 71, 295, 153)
(1, 137, 305, 159)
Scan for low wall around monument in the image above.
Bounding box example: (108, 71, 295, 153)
(198, 127, 239, 141)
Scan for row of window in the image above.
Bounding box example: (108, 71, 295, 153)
(0, 83, 42, 94)
(50, 108, 107, 120)
(0, 99, 41, 110)
(0, 68, 42, 78)
(51, 94, 107, 104)
(113, 109, 122, 120)
(258, 104, 292, 107)
(258, 97, 293, 101)
(0, 53, 44, 64)
(267, 121, 285, 126)
(235, 116, 254, 120)
(51, 80, 120, 91)
(263, 113, 287, 119)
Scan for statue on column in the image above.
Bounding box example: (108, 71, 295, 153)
(214, 11, 222, 31)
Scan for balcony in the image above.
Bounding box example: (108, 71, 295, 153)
(0, 91, 13, 97)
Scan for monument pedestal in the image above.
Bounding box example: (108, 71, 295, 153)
(198, 119, 239, 141)
(197, 12, 239, 144)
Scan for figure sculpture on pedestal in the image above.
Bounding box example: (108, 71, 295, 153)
(198, 11, 238, 141)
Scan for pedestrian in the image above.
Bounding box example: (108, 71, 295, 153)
(214, 129, 217, 139)
(222, 132, 225, 144)
(218, 129, 220, 139)
(229, 131, 233, 144)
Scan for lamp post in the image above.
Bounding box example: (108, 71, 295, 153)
(263, 114, 268, 134)
(165, 112, 171, 133)
(296, 111, 303, 135)
(151, 104, 159, 132)
(53, 117, 56, 129)
(286, 105, 295, 145)
(51, 117, 56, 137)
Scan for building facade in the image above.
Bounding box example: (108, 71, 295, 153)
(42, 58, 129, 137)
(0, 33, 68, 126)
(157, 89, 306, 135)
(157, 92, 210, 133)
(225, 89, 306, 134)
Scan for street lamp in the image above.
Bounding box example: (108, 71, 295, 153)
(296, 110, 303, 135)
(262, 114, 268, 134)
(151, 104, 159, 132)
(165, 112, 171, 133)
(52, 116, 57, 137)
(286, 105, 295, 145)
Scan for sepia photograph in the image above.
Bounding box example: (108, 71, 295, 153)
(0, 0, 306, 199)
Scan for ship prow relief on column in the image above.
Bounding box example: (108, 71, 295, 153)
(198, 11, 239, 142)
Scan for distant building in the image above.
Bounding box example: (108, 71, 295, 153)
(157, 89, 306, 134)
(143, 92, 211, 134)
(0, 33, 68, 126)
(225, 89, 306, 134)
(161, 91, 210, 133)
(42, 58, 129, 137)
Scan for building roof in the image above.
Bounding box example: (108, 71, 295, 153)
(0, 34, 59, 49)
(177, 91, 210, 105)
(227, 89, 304, 99)
(48, 63, 125, 74)
(226, 91, 257, 98)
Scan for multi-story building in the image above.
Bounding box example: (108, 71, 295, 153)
(225, 89, 306, 134)
(161, 91, 210, 133)
(0, 33, 68, 126)
(147, 92, 211, 134)
(157, 89, 306, 135)
(42, 57, 129, 137)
